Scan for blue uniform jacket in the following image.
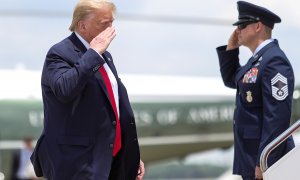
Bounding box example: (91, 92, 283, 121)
(216, 40, 294, 176)
(31, 33, 140, 180)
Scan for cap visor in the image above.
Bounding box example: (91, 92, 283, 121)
(232, 19, 253, 26)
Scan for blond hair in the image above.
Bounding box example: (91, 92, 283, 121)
(69, 0, 116, 31)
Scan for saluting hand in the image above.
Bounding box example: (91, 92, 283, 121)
(226, 29, 240, 51)
(90, 26, 116, 54)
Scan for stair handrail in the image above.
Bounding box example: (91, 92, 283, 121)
(260, 119, 300, 172)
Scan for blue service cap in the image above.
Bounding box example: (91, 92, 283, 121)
(233, 1, 281, 29)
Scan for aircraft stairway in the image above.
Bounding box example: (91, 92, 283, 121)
(260, 119, 300, 180)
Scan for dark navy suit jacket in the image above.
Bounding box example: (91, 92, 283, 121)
(31, 33, 140, 180)
(216, 40, 294, 176)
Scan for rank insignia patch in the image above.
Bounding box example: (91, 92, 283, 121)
(271, 73, 288, 101)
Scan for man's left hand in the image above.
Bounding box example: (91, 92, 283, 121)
(255, 166, 263, 179)
(136, 160, 145, 180)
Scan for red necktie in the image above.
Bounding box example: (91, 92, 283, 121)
(99, 66, 121, 156)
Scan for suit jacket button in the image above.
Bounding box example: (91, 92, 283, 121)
(112, 121, 116, 126)
(109, 144, 114, 148)
(93, 65, 100, 72)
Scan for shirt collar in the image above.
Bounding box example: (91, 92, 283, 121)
(253, 39, 273, 57)
(75, 32, 90, 50)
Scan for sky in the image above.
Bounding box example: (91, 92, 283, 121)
(0, 0, 299, 83)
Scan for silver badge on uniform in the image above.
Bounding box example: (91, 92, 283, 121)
(254, 57, 263, 67)
(246, 91, 253, 103)
(271, 73, 288, 101)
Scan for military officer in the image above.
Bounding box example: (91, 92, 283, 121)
(216, 1, 295, 180)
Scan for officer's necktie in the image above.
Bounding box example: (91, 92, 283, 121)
(99, 66, 121, 156)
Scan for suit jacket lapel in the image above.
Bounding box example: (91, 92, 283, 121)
(102, 52, 118, 78)
(68, 32, 87, 57)
(235, 40, 276, 83)
(236, 56, 256, 83)
(68, 33, 117, 108)
(68, 33, 107, 98)
(94, 52, 119, 109)
(94, 66, 111, 106)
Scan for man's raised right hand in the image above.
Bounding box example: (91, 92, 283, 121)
(90, 27, 116, 54)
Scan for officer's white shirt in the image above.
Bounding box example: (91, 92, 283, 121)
(253, 39, 274, 57)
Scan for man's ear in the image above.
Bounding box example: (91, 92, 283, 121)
(77, 20, 86, 33)
(256, 22, 263, 32)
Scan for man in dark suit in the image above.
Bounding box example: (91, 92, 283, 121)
(30, 0, 144, 179)
(216, 1, 294, 180)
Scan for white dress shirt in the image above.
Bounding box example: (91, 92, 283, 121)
(253, 39, 273, 57)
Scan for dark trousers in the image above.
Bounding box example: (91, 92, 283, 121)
(108, 153, 125, 180)
(242, 176, 259, 180)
